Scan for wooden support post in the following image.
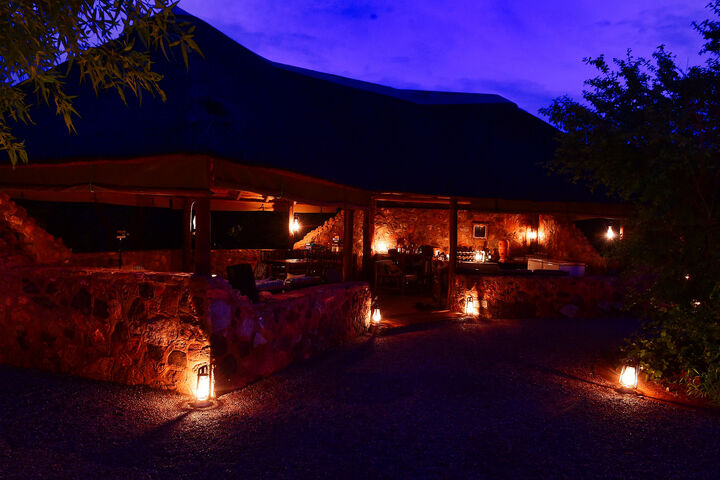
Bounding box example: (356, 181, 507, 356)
(342, 207, 354, 282)
(194, 197, 211, 276)
(361, 200, 375, 284)
(182, 198, 193, 272)
(447, 198, 458, 309)
(288, 201, 296, 248)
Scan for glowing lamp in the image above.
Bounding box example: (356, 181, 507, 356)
(526, 228, 537, 242)
(195, 364, 212, 405)
(464, 296, 475, 315)
(474, 250, 481, 262)
(372, 307, 382, 324)
(375, 240, 389, 254)
(619, 365, 638, 389)
(289, 217, 301, 235)
(606, 226, 616, 241)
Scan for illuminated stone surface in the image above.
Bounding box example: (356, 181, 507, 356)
(453, 273, 622, 319)
(297, 208, 604, 272)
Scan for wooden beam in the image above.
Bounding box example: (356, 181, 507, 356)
(342, 207, 354, 282)
(448, 198, 458, 308)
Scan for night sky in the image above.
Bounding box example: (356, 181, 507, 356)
(179, 1, 710, 117)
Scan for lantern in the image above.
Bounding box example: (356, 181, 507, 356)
(605, 226, 616, 241)
(372, 307, 382, 324)
(195, 364, 212, 405)
(474, 250, 481, 262)
(464, 296, 475, 315)
(619, 365, 638, 389)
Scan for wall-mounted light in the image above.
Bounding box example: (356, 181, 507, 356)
(289, 216, 301, 235)
(619, 365, 638, 389)
(190, 201, 197, 237)
(606, 226, 617, 241)
(375, 240, 389, 254)
(526, 227, 537, 243)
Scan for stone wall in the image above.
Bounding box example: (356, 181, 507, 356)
(540, 215, 606, 272)
(293, 209, 364, 255)
(0, 268, 211, 395)
(297, 207, 605, 270)
(207, 279, 371, 394)
(71, 248, 283, 277)
(0, 264, 371, 396)
(452, 273, 622, 319)
(0, 193, 71, 268)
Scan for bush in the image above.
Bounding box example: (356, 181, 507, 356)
(624, 294, 720, 403)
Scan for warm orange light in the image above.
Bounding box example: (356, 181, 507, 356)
(619, 365, 638, 389)
(474, 250, 482, 262)
(375, 240, 390, 254)
(464, 296, 475, 315)
(526, 228, 537, 241)
(606, 226, 616, 241)
(195, 364, 212, 403)
(372, 307, 382, 323)
(289, 217, 301, 235)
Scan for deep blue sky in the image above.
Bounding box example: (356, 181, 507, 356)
(179, 1, 711, 117)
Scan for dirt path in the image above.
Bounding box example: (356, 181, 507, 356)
(1, 316, 719, 479)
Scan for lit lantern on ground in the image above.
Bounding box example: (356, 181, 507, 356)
(606, 226, 616, 241)
(619, 365, 638, 389)
(464, 296, 475, 315)
(372, 307, 382, 324)
(194, 364, 212, 406)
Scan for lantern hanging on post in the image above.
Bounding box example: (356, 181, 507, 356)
(619, 364, 638, 390)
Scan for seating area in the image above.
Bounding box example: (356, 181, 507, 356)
(224, 250, 342, 301)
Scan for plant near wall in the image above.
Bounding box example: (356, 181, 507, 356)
(541, 2, 720, 401)
(0, 0, 200, 165)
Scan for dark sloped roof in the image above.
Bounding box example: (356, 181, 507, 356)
(9, 9, 597, 204)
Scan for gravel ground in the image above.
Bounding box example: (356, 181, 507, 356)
(1, 315, 719, 480)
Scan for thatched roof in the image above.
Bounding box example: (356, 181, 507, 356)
(7, 9, 600, 205)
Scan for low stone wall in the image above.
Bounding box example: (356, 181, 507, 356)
(453, 273, 622, 319)
(70, 248, 282, 276)
(207, 279, 371, 394)
(0, 265, 371, 396)
(0, 267, 211, 395)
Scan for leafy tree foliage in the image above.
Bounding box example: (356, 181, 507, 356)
(0, 1, 200, 165)
(541, 2, 720, 400)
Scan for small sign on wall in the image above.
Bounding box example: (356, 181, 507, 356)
(473, 223, 487, 239)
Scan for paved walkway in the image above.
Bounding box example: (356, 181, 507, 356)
(1, 314, 719, 479)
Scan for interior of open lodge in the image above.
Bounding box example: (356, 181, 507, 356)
(0, 9, 629, 399)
